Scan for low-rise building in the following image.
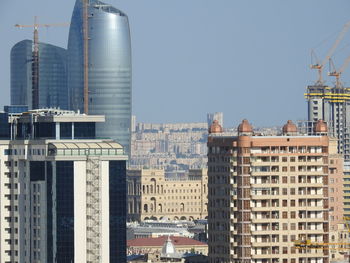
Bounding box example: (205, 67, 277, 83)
(127, 169, 208, 221)
(127, 236, 208, 256)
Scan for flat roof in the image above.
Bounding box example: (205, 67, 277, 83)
(48, 141, 123, 149)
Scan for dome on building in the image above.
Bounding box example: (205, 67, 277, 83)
(238, 119, 253, 133)
(314, 120, 328, 133)
(161, 236, 176, 256)
(282, 120, 297, 134)
(209, 120, 223, 134)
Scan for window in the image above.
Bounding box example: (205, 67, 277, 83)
(290, 177, 295, 183)
(283, 223, 288, 230)
(283, 247, 288, 254)
(291, 212, 296, 219)
(283, 212, 288, 219)
(290, 188, 295, 195)
(290, 200, 295, 207)
(282, 200, 288, 207)
(282, 167, 288, 172)
(291, 223, 296, 230)
(282, 157, 287, 162)
(282, 177, 288, 183)
(283, 235, 288, 242)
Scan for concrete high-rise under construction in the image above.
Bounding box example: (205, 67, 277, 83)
(68, 0, 132, 156)
(305, 84, 350, 161)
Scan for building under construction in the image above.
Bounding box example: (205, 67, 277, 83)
(304, 20, 350, 162)
(10, 40, 68, 110)
(305, 85, 350, 161)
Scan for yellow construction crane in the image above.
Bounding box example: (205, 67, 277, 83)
(294, 217, 350, 259)
(328, 55, 350, 88)
(15, 16, 69, 109)
(310, 20, 350, 86)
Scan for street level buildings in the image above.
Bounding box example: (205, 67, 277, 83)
(127, 169, 208, 222)
(68, 0, 132, 155)
(207, 119, 337, 263)
(0, 109, 127, 263)
(11, 40, 68, 110)
(127, 236, 208, 256)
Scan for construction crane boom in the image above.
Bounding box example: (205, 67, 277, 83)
(311, 20, 350, 85)
(15, 23, 69, 28)
(15, 17, 69, 109)
(328, 55, 350, 88)
(294, 217, 350, 260)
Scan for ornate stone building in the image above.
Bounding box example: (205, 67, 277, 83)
(127, 169, 208, 221)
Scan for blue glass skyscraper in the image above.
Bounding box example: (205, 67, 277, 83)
(68, 0, 132, 156)
(11, 40, 68, 109)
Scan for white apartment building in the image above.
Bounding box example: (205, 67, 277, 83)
(0, 109, 127, 263)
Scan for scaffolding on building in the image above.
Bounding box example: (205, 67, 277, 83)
(86, 157, 101, 262)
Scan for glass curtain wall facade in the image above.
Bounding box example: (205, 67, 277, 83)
(68, 0, 132, 155)
(11, 40, 68, 110)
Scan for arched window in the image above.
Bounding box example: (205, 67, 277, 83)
(180, 203, 185, 212)
(144, 204, 148, 213)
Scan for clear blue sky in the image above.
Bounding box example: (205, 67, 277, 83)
(1, 0, 350, 126)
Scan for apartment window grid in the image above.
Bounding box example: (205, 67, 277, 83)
(208, 138, 329, 263)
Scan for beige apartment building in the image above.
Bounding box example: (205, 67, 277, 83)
(207, 119, 342, 263)
(127, 169, 208, 221)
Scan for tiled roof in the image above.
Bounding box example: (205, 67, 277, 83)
(127, 236, 207, 247)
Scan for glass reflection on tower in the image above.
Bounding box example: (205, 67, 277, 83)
(68, 0, 132, 155)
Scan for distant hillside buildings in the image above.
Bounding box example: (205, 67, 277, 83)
(131, 121, 209, 170)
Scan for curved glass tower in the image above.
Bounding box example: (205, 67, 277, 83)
(11, 40, 68, 109)
(68, 0, 132, 156)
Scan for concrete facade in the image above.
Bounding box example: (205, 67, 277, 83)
(0, 109, 128, 263)
(127, 169, 208, 222)
(207, 119, 336, 263)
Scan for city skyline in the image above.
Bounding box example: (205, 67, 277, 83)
(1, 0, 350, 126)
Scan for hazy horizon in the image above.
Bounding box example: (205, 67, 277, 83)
(1, 0, 350, 126)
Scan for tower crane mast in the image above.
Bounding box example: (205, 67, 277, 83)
(328, 55, 350, 88)
(15, 17, 69, 109)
